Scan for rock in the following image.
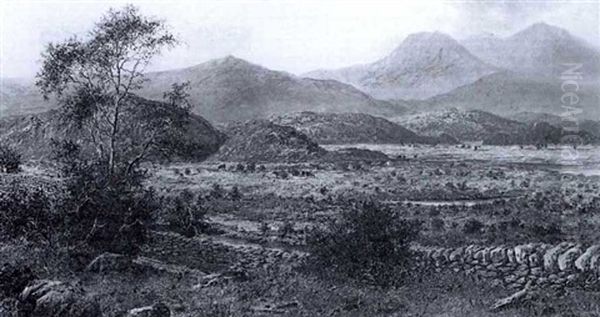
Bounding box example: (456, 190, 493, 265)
(19, 280, 100, 317)
(514, 244, 536, 264)
(86, 252, 131, 273)
(126, 302, 171, 317)
(490, 247, 506, 263)
(449, 247, 464, 262)
(575, 245, 600, 271)
(558, 246, 582, 271)
(543, 243, 574, 271)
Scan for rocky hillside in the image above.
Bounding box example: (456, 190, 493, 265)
(138, 56, 403, 123)
(462, 22, 600, 77)
(211, 120, 327, 162)
(0, 97, 225, 160)
(271, 111, 457, 145)
(393, 108, 524, 142)
(272, 112, 414, 144)
(305, 32, 496, 100)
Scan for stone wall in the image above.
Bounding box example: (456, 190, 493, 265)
(412, 243, 600, 290)
(149, 231, 600, 292)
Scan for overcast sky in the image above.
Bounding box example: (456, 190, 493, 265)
(1, 0, 599, 78)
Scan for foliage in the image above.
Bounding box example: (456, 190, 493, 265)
(0, 180, 56, 242)
(306, 201, 420, 287)
(162, 189, 208, 237)
(463, 219, 485, 235)
(36, 4, 181, 176)
(0, 145, 22, 174)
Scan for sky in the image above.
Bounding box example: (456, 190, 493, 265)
(1, 0, 599, 78)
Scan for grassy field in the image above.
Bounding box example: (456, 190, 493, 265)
(3, 144, 600, 316)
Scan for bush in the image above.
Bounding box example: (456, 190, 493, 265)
(0, 145, 21, 173)
(0, 180, 56, 242)
(462, 219, 484, 235)
(163, 190, 208, 237)
(307, 201, 420, 287)
(51, 140, 159, 255)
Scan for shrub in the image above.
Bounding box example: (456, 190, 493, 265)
(307, 201, 420, 287)
(164, 190, 208, 237)
(0, 180, 56, 242)
(431, 218, 445, 232)
(462, 219, 484, 235)
(51, 140, 160, 255)
(0, 145, 21, 174)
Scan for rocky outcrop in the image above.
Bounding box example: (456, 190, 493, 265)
(18, 280, 101, 317)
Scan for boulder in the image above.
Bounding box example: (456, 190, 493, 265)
(543, 243, 575, 271)
(126, 302, 171, 317)
(558, 246, 582, 271)
(19, 280, 100, 317)
(574, 245, 600, 271)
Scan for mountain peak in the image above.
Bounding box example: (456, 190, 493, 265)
(514, 22, 570, 39)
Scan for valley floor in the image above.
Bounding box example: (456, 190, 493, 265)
(3, 144, 600, 316)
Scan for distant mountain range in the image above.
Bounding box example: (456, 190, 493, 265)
(1, 56, 405, 122)
(462, 23, 600, 77)
(413, 72, 600, 118)
(305, 32, 497, 100)
(271, 111, 457, 145)
(138, 56, 404, 123)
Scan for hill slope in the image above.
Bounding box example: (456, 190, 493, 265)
(0, 97, 225, 160)
(393, 108, 524, 142)
(139, 56, 403, 123)
(271, 111, 456, 145)
(418, 72, 600, 119)
(305, 32, 496, 100)
(210, 120, 327, 162)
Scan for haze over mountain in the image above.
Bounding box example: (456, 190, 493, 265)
(1, 56, 405, 122)
(462, 22, 600, 77)
(304, 32, 497, 100)
(138, 56, 404, 123)
(415, 71, 600, 119)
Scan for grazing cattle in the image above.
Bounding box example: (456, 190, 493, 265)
(217, 164, 226, 170)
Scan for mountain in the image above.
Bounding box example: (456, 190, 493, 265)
(0, 97, 225, 160)
(210, 120, 327, 162)
(138, 56, 404, 123)
(417, 72, 600, 119)
(392, 108, 525, 142)
(462, 23, 600, 77)
(0, 78, 55, 118)
(305, 32, 497, 100)
(270, 111, 457, 144)
(1, 56, 404, 121)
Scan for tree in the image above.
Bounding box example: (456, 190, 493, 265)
(35, 5, 183, 255)
(36, 5, 178, 177)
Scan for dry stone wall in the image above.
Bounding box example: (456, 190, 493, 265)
(412, 242, 600, 290)
(149, 231, 600, 292)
